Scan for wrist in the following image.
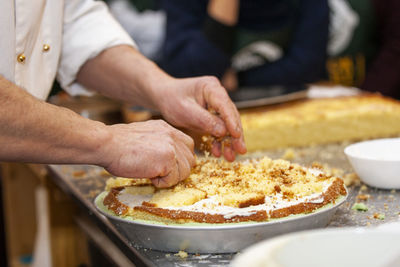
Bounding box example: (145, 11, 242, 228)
(86, 121, 114, 167)
(208, 0, 239, 26)
(146, 74, 177, 114)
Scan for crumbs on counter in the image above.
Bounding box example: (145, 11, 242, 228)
(356, 194, 371, 201)
(342, 172, 360, 187)
(175, 250, 188, 259)
(360, 185, 368, 191)
(373, 213, 385, 220)
(282, 148, 296, 160)
(352, 202, 368, 211)
(86, 189, 101, 199)
(73, 170, 87, 178)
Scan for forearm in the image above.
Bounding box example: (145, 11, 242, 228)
(76, 45, 170, 109)
(0, 76, 109, 165)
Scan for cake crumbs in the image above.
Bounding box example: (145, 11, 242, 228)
(282, 148, 296, 160)
(72, 170, 86, 178)
(366, 222, 371, 227)
(175, 250, 188, 259)
(360, 185, 368, 191)
(87, 189, 100, 198)
(356, 194, 370, 201)
(352, 202, 368, 211)
(373, 213, 385, 220)
(342, 173, 360, 187)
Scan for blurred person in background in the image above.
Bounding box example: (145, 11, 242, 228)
(106, 0, 166, 62)
(160, 0, 330, 91)
(159, 0, 399, 99)
(327, 0, 400, 99)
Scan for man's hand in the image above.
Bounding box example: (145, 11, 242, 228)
(100, 120, 195, 188)
(155, 76, 247, 161)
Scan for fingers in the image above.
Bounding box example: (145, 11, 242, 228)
(151, 130, 195, 188)
(232, 136, 247, 155)
(223, 145, 235, 162)
(151, 151, 192, 188)
(151, 165, 179, 188)
(210, 137, 244, 161)
(201, 78, 242, 139)
(211, 140, 222, 157)
(198, 77, 247, 157)
(170, 125, 195, 153)
(184, 103, 227, 137)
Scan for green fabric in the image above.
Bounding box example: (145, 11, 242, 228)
(335, 0, 377, 58)
(233, 26, 293, 56)
(102, 0, 156, 12)
(327, 0, 378, 86)
(128, 0, 157, 12)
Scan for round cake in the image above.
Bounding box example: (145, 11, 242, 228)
(101, 156, 347, 224)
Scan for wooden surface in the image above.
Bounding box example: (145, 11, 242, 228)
(1, 163, 90, 267)
(2, 163, 39, 267)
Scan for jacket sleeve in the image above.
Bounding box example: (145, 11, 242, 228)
(57, 0, 136, 96)
(160, 0, 231, 78)
(238, 0, 329, 87)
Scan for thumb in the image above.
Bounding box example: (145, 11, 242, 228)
(188, 103, 227, 137)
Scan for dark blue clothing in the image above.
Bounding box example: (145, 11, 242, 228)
(161, 0, 329, 87)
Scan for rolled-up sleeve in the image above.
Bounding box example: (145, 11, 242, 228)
(57, 0, 136, 96)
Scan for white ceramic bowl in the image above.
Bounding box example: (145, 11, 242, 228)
(344, 138, 400, 189)
(232, 225, 400, 267)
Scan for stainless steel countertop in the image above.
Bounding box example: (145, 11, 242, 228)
(48, 142, 400, 267)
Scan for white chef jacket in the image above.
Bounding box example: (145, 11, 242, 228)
(0, 0, 135, 100)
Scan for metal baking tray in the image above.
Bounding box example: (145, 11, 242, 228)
(229, 85, 308, 109)
(94, 192, 347, 253)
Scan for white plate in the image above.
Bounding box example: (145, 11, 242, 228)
(232, 224, 400, 267)
(344, 138, 400, 189)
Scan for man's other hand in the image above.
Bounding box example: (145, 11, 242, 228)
(156, 76, 247, 161)
(100, 120, 195, 188)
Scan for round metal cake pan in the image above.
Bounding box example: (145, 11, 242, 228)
(94, 193, 347, 253)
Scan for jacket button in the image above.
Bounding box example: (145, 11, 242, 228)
(43, 44, 50, 52)
(17, 53, 26, 63)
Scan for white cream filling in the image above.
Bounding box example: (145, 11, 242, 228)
(117, 180, 331, 220)
(117, 191, 152, 207)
